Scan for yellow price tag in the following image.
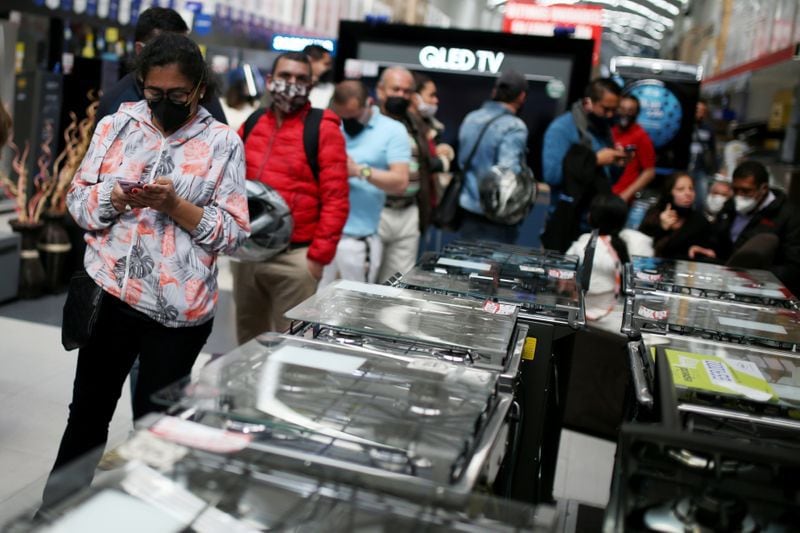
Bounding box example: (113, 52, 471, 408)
(523, 337, 537, 361)
(106, 28, 120, 43)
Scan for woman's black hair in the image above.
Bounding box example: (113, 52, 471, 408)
(656, 171, 693, 211)
(135, 33, 216, 104)
(589, 194, 630, 264)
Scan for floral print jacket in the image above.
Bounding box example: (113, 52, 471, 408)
(68, 101, 250, 327)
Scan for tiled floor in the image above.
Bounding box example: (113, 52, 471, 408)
(0, 257, 616, 525)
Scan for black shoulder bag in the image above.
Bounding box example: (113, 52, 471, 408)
(432, 112, 506, 231)
(62, 270, 104, 351)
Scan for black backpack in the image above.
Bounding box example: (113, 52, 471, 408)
(242, 107, 323, 181)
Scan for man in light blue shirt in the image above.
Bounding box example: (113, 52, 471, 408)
(320, 80, 410, 285)
(457, 71, 528, 244)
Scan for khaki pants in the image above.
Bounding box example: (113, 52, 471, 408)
(377, 204, 420, 283)
(231, 247, 318, 344)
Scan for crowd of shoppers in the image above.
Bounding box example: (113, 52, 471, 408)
(40, 6, 800, 504)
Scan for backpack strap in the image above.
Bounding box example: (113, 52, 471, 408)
(242, 108, 267, 143)
(304, 108, 323, 182)
(242, 107, 322, 182)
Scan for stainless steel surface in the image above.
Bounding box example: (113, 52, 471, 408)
(627, 342, 654, 408)
(677, 404, 800, 431)
(9, 426, 553, 532)
(623, 291, 800, 350)
(625, 256, 797, 308)
(154, 334, 512, 503)
(286, 280, 517, 368)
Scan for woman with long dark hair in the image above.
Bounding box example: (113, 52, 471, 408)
(567, 194, 653, 320)
(42, 33, 249, 506)
(640, 171, 713, 260)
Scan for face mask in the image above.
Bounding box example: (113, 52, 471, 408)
(269, 78, 309, 114)
(617, 116, 633, 129)
(416, 96, 438, 119)
(318, 69, 334, 84)
(705, 193, 727, 215)
(588, 112, 614, 132)
(384, 96, 410, 117)
(734, 195, 758, 214)
(148, 98, 193, 133)
(342, 117, 366, 137)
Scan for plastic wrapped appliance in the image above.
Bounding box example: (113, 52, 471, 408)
(7, 425, 555, 532)
(286, 280, 526, 390)
(152, 334, 512, 505)
(625, 256, 798, 309)
(604, 424, 800, 532)
(622, 290, 800, 352)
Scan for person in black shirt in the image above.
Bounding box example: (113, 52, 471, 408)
(95, 7, 227, 125)
(640, 171, 713, 260)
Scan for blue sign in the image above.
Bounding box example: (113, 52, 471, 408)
(194, 12, 213, 36)
(628, 80, 683, 149)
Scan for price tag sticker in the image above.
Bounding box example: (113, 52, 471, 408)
(548, 268, 575, 280)
(482, 300, 517, 315)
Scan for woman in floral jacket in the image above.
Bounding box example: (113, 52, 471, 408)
(43, 33, 249, 503)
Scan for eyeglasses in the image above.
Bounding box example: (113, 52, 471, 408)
(141, 80, 202, 105)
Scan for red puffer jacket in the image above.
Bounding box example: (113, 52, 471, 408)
(240, 103, 348, 265)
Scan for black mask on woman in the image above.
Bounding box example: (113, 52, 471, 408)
(384, 96, 410, 117)
(342, 117, 366, 137)
(149, 98, 193, 133)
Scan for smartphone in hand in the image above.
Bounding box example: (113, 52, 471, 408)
(624, 144, 637, 154)
(118, 180, 144, 194)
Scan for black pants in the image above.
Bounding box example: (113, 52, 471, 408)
(42, 294, 212, 508)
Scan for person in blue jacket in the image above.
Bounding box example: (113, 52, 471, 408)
(542, 78, 626, 204)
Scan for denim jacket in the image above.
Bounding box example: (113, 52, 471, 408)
(457, 101, 528, 215)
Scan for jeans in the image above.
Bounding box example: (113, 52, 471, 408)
(459, 210, 520, 244)
(42, 294, 212, 508)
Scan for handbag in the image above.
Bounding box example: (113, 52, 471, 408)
(61, 270, 104, 351)
(432, 112, 506, 231)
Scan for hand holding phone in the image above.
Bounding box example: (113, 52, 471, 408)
(118, 180, 144, 194)
(624, 144, 637, 155)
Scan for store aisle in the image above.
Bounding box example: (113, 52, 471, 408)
(0, 258, 615, 523)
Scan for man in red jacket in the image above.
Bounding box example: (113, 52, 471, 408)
(611, 95, 656, 203)
(232, 52, 348, 343)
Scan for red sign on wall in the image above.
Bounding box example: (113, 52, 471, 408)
(503, 1, 603, 65)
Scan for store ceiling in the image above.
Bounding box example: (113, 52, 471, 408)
(494, 0, 689, 56)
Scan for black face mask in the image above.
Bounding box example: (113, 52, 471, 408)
(587, 112, 614, 132)
(319, 69, 334, 84)
(342, 117, 366, 137)
(148, 98, 193, 133)
(384, 96, 410, 117)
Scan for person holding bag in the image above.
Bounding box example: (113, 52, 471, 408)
(44, 33, 249, 507)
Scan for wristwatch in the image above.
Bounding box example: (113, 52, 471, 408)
(359, 166, 373, 181)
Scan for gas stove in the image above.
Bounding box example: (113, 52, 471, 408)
(604, 424, 800, 532)
(11, 426, 555, 532)
(625, 256, 798, 309)
(395, 251, 585, 328)
(151, 334, 512, 504)
(285, 280, 527, 390)
(622, 290, 800, 351)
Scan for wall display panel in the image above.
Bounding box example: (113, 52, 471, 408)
(334, 21, 593, 178)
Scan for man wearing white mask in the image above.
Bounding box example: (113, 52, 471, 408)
(703, 176, 733, 223)
(690, 161, 800, 295)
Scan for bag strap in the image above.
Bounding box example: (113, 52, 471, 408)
(303, 108, 323, 183)
(242, 107, 323, 182)
(462, 111, 507, 173)
(242, 108, 267, 143)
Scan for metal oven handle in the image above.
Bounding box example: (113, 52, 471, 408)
(628, 342, 653, 408)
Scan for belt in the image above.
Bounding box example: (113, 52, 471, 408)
(384, 196, 416, 209)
